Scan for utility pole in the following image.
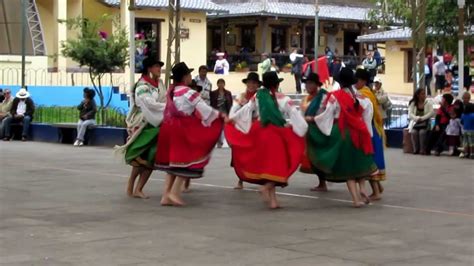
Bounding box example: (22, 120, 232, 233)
(21, 0, 27, 88)
(165, 0, 181, 87)
(314, 0, 319, 72)
(129, 0, 136, 91)
(458, 0, 465, 93)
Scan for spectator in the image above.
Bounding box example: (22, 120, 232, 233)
(0, 89, 4, 103)
(194, 65, 212, 105)
(0, 89, 13, 139)
(362, 51, 377, 83)
(324, 47, 334, 66)
(433, 57, 447, 94)
(445, 108, 462, 156)
(214, 52, 229, 75)
(460, 93, 474, 158)
(74, 88, 97, 146)
(258, 53, 272, 75)
(290, 49, 304, 94)
(3, 88, 35, 141)
(330, 57, 344, 83)
(210, 79, 233, 148)
(408, 89, 435, 155)
(270, 58, 279, 73)
(373, 48, 382, 66)
(373, 77, 392, 127)
(428, 93, 454, 156)
(424, 59, 432, 96)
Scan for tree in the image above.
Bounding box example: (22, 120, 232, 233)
(59, 15, 129, 124)
(369, 0, 473, 54)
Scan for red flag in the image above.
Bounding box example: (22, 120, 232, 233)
(302, 56, 330, 85)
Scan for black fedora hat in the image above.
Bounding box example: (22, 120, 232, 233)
(355, 68, 370, 82)
(171, 62, 194, 81)
(337, 67, 357, 88)
(262, 71, 284, 88)
(242, 72, 262, 85)
(142, 56, 164, 70)
(302, 72, 323, 86)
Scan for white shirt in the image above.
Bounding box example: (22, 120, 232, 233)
(17, 100, 27, 115)
(214, 59, 230, 75)
(446, 118, 462, 136)
(433, 61, 446, 76)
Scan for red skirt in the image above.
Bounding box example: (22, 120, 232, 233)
(224, 121, 305, 187)
(155, 115, 223, 178)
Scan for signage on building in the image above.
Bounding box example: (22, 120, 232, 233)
(189, 18, 201, 23)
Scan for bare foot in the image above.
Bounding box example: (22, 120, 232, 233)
(182, 188, 191, 193)
(269, 198, 281, 209)
(352, 202, 363, 208)
(310, 186, 328, 192)
(168, 193, 185, 207)
(160, 195, 173, 206)
(234, 182, 244, 190)
(369, 194, 382, 201)
(259, 186, 270, 202)
(133, 191, 149, 199)
(127, 187, 134, 197)
(360, 192, 371, 205)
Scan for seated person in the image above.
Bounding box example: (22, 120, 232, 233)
(0, 89, 13, 139)
(3, 88, 35, 141)
(428, 93, 454, 155)
(74, 88, 97, 146)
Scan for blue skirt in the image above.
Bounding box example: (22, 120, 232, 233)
(370, 125, 386, 181)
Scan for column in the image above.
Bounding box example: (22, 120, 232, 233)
(121, 0, 135, 91)
(55, 0, 67, 70)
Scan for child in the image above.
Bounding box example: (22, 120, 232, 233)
(460, 101, 474, 159)
(428, 93, 454, 156)
(445, 108, 462, 156)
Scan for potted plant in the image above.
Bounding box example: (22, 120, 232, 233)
(281, 63, 292, 73)
(235, 61, 249, 72)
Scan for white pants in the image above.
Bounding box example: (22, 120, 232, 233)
(76, 119, 95, 141)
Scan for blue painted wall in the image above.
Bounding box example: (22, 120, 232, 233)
(2, 85, 129, 113)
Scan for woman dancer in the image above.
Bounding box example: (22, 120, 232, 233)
(225, 72, 308, 209)
(299, 73, 328, 192)
(305, 68, 377, 207)
(355, 69, 386, 201)
(156, 62, 223, 206)
(116, 57, 166, 199)
(229, 72, 262, 190)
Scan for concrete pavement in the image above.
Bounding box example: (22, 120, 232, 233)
(0, 142, 473, 265)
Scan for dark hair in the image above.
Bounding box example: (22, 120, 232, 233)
(83, 87, 96, 99)
(217, 78, 225, 84)
(409, 89, 425, 105)
(442, 94, 454, 105)
(198, 65, 208, 72)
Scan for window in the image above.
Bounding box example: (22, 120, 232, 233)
(210, 28, 222, 51)
(405, 49, 414, 83)
(241, 26, 255, 52)
(135, 19, 162, 73)
(271, 27, 287, 53)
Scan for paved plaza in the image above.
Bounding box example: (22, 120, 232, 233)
(0, 142, 473, 265)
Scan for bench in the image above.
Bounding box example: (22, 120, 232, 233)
(51, 123, 96, 144)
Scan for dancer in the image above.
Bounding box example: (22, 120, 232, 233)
(156, 62, 223, 206)
(228, 72, 262, 190)
(299, 73, 328, 192)
(305, 68, 377, 208)
(225, 72, 308, 209)
(355, 69, 386, 201)
(115, 57, 166, 199)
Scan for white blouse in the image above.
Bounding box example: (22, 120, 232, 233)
(134, 79, 167, 127)
(214, 59, 230, 75)
(173, 86, 219, 127)
(314, 89, 373, 137)
(229, 92, 308, 137)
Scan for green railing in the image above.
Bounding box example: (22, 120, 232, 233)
(35, 106, 127, 128)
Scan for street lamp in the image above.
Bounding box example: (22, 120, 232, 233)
(314, 0, 319, 72)
(458, 0, 465, 93)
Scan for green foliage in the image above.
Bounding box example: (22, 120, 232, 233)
(35, 106, 127, 128)
(60, 14, 129, 76)
(369, 0, 474, 54)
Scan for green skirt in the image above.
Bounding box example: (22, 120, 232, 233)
(125, 124, 159, 168)
(306, 123, 377, 182)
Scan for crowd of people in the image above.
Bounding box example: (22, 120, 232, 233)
(115, 54, 393, 209)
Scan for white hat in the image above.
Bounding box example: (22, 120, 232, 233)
(16, 88, 30, 99)
(216, 52, 225, 57)
(374, 77, 382, 83)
